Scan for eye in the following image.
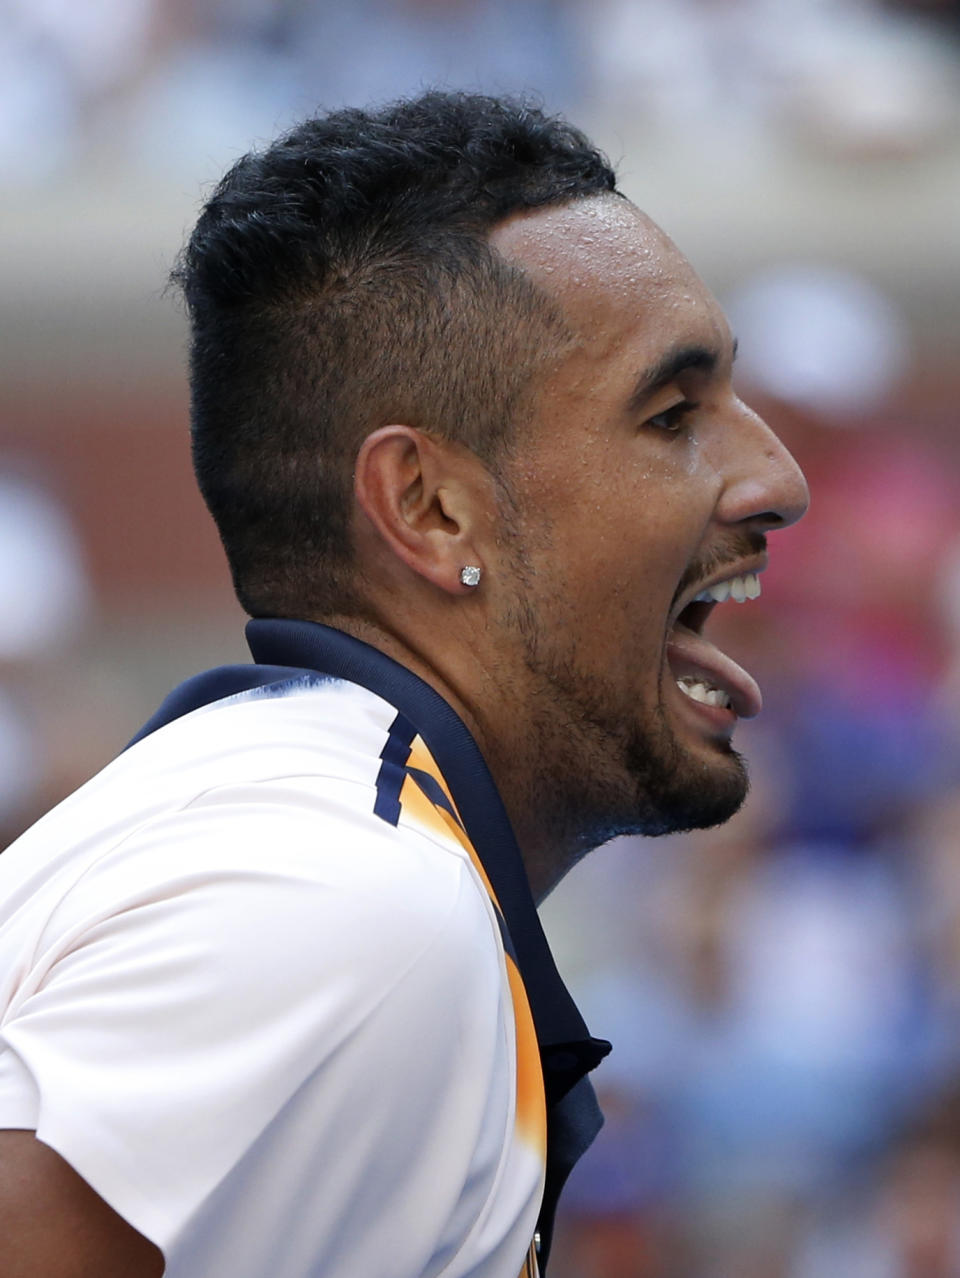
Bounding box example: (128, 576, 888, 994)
(645, 399, 699, 433)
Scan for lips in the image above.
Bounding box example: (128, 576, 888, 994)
(665, 566, 766, 720)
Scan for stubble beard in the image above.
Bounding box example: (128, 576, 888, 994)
(498, 592, 750, 864)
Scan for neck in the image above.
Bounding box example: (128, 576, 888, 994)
(318, 611, 579, 902)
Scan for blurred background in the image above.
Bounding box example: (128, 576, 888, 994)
(1, 0, 959, 1273)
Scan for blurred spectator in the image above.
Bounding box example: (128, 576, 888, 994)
(2, 0, 957, 182)
(0, 465, 91, 662)
(793, 1093, 960, 1278)
(726, 266, 910, 419)
(124, 0, 581, 175)
(575, 0, 959, 151)
(0, 0, 158, 180)
(0, 463, 93, 845)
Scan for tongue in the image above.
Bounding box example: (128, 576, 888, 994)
(666, 621, 763, 719)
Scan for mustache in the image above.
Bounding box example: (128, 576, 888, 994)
(671, 530, 768, 611)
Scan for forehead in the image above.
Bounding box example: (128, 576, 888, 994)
(489, 194, 728, 357)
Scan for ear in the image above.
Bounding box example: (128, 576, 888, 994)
(354, 426, 486, 595)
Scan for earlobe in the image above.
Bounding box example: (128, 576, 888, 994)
(354, 425, 484, 596)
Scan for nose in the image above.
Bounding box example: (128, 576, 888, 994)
(714, 399, 809, 532)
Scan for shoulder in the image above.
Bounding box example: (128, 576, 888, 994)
(2, 675, 502, 1022)
(2, 673, 417, 906)
(26, 777, 499, 1003)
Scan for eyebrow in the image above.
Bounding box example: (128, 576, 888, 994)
(628, 338, 738, 410)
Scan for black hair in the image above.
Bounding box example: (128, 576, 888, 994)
(172, 91, 618, 617)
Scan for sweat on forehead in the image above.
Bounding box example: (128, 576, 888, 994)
(490, 196, 673, 276)
(489, 195, 729, 357)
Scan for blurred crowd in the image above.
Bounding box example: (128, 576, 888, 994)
(3, 1, 960, 1275)
(1, 0, 958, 183)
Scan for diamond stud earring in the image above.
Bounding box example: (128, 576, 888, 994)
(459, 565, 482, 588)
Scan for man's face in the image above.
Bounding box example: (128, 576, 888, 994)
(485, 196, 809, 855)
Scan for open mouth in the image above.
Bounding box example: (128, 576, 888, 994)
(666, 570, 764, 721)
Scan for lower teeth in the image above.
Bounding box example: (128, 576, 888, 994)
(676, 677, 731, 709)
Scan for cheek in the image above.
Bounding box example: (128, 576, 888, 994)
(509, 441, 711, 609)
(556, 569, 672, 676)
(533, 494, 692, 614)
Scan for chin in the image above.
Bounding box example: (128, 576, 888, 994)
(620, 731, 750, 838)
(565, 735, 749, 854)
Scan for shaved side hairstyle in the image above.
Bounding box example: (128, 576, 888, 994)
(172, 92, 617, 618)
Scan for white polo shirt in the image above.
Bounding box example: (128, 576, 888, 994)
(0, 621, 607, 1277)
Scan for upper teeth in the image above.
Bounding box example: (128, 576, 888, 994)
(694, 572, 761, 604)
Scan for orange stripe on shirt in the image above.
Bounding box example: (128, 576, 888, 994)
(505, 954, 547, 1155)
(396, 752, 547, 1157)
(402, 739, 502, 912)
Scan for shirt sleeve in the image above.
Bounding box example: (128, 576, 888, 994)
(0, 792, 511, 1265)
